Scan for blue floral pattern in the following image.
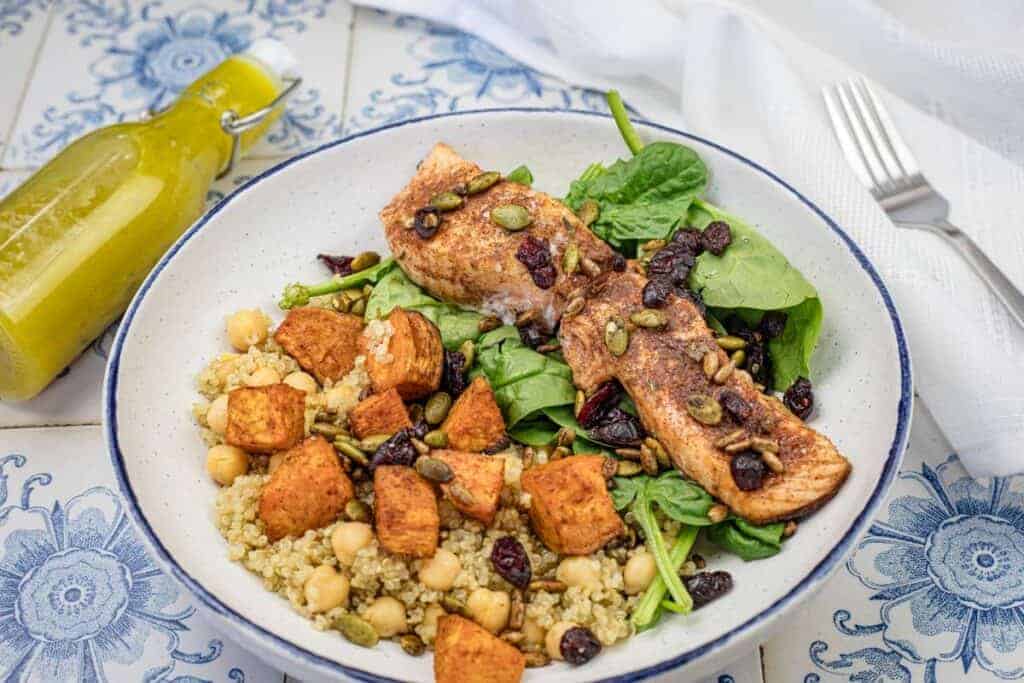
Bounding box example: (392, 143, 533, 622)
(810, 454, 1024, 681)
(0, 454, 241, 681)
(0, 0, 47, 37)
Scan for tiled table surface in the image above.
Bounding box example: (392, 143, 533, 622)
(2, 3, 1022, 682)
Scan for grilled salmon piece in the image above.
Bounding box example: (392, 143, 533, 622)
(559, 269, 851, 524)
(380, 143, 619, 331)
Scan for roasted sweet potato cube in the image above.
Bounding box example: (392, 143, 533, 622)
(520, 455, 625, 554)
(259, 436, 353, 541)
(348, 388, 411, 439)
(441, 377, 506, 452)
(434, 450, 505, 525)
(434, 615, 525, 683)
(274, 307, 364, 383)
(374, 465, 439, 558)
(225, 383, 305, 453)
(360, 308, 442, 400)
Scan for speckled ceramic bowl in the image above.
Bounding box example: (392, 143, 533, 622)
(105, 109, 911, 682)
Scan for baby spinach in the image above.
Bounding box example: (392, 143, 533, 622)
(706, 517, 786, 561)
(506, 165, 533, 186)
(506, 417, 560, 446)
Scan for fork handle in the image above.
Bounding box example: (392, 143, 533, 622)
(914, 219, 1024, 328)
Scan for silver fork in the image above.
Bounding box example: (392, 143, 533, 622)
(823, 78, 1024, 328)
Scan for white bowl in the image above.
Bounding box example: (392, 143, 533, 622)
(105, 109, 911, 682)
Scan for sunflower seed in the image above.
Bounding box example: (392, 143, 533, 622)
(429, 191, 464, 211)
(783, 520, 798, 537)
(528, 580, 567, 593)
(563, 243, 580, 274)
(750, 436, 779, 453)
(580, 256, 602, 277)
(411, 438, 430, 455)
(350, 251, 381, 272)
(509, 590, 525, 630)
(577, 199, 600, 227)
(337, 614, 378, 648)
(629, 308, 668, 329)
(466, 171, 501, 195)
(702, 351, 720, 379)
(425, 392, 452, 424)
(615, 448, 642, 460)
(716, 335, 747, 351)
(574, 390, 586, 418)
(707, 504, 730, 524)
(724, 439, 752, 453)
(601, 457, 619, 479)
(491, 204, 532, 231)
(730, 349, 746, 366)
(761, 450, 786, 474)
(416, 456, 454, 483)
(617, 460, 644, 476)
(535, 341, 560, 353)
(713, 360, 736, 384)
(448, 482, 476, 507)
(644, 437, 671, 468)
(713, 429, 746, 448)
(686, 394, 722, 425)
(639, 444, 659, 475)
(478, 316, 502, 333)
(565, 296, 586, 316)
(604, 316, 629, 356)
(641, 238, 666, 252)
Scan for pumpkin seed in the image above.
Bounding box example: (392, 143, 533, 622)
(429, 191, 464, 211)
(724, 439, 752, 453)
(525, 652, 551, 668)
(713, 360, 736, 384)
(614, 447, 642, 460)
(617, 460, 644, 476)
(459, 339, 475, 368)
(349, 298, 366, 316)
(312, 422, 347, 438)
(334, 439, 369, 466)
(478, 316, 502, 333)
(555, 427, 576, 448)
(400, 634, 425, 656)
(686, 394, 722, 425)
(702, 351, 720, 379)
(411, 438, 430, 456)
(343, 287, 365, 303)
(679, 560, 698, 577)
(551, 446, 571, 460)
(783, 520, 798, 538)
(639, 444, 659, 475)
(360, 433, 393, 452)
(730, 349, 746, 366)
(344, 499, 371, 522)
(424, 392, 452, 425)
(509, 590, 525, 630)
(577, 199, 600, 227)
(332, 295, 351, 312)
(562, 243, 580, 274)
(601, 457, 619, 479)
(565, 296, 586, 316)
(466, 171, 501, 195)
(448, 482, 476, 507)
(363, 284, 374, 297)
(716, 335, 747, 351)
(750, 436, 779, 453)
(604, 316, 629, 356)
(580, 256, 601, 277)
(528, 580, 567, 593)
(630, 308, 667, 329)
(337, 613, 378, 648)
(441, 595, 467, 616)
(714, 429, 746, 448)
(644, 437, 671, 468)
(707, 504, 730, 524)
(574, 390, 585, 418)
(415, 456, 454, 483)
(761, 450, 786, 474)
(350, 251, 381, 272)
(491, 204, 532, 231)
(424, 429, 448, 448)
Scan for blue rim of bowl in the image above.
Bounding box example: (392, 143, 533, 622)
(105, 107, 912, 683)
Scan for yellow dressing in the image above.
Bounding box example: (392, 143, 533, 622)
(0, 54, 281, 400)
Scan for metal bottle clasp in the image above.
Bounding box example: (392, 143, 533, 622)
(217, 76, 302, 179)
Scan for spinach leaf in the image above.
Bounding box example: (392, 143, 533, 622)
(645, 471, 715, 526)
(565, 142, 708, 252)
(364, 267, 483, 350)
(471, 326, 575, 426)
(768, 298, 823, 390)
(610, 476, 645, 510)
(706, 518, 785, 561)
(506, 165, 533, 186)
(506, 417, 559, 446)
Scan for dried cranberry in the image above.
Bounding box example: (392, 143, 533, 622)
(413, 206, 442, 239)
(701, 221, 732, 255)
(317, 254, 353, 275)
(611, 252, 627, 271)
(490, 536, 532, 588)
(408, 420, 429, 440)
(515, 236, 556, 289)
(369, 430, 418, 469)
(684, 571, 733, 608)
(672, 227, 703, 254)
(642, 276, 673, 308)
(760, 311, 788, 339)
(783, 377, 814, 420)
(576, 382, 622, 429)
(589, 408, 645, 447)
(719, 390, 752, 422)
(646, 245, 685, 276)
(745, 343, 772, 391)
(561, 627, 601, 665)
(442, 350, 468, 396)
(518, 322, 546, 349)
(731, 452, 767, 491)
(726, 317, 762, 346)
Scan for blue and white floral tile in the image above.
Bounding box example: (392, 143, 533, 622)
(763, 402, 1024, 683)
(2, 0, 352, 169)
(0, 426, 284, 682)
(342, 9, 610, 136)
(0, 0, 51, 157)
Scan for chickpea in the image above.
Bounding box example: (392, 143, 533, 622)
(623, 552, 658, 595)
(226, 309, 269, 351)
(268, 453, 286, 474)
(331, 522, 374, 566)
(364, 596, 407, 637)
(245, 367, 281, 387)
(522, 618, 545, 645)
(303, 565, 349, 613)
(418, 549, 461, 591)
(466, 588, 510, 634)
(283, 371, 318, 394)
(206, 395, 229, 434)
(556, 556, 602, 590)
(545, 621, 576, 660)
(421, 603, 446, 641)
(206, 445, 249, 485)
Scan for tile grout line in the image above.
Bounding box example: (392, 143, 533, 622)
(1, 0, 58, 171)
(336, 5, 360, 132)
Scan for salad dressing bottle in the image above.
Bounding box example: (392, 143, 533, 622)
(0, 40, 297, 400)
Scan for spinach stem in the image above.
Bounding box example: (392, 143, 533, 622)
(607, 90, 644, 156)
(631, 525, 698, 630)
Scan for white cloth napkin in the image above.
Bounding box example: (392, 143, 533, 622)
(355, 0, 1024, 478)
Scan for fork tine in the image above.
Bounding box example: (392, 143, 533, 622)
(848, 79, 904, 182)
(834, 81, 890, 191)
(823, 85, 875, 190)
(854, 78, 920, 178)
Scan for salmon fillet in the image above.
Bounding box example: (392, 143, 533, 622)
(559, 269, 851, 524)
(380, 143, 619, 331)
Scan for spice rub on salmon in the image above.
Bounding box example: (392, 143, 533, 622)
(559, 269, 851, 524)
(379, 142, 619, 331)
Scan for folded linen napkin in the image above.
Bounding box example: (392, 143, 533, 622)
(355, 0, 1024, 478)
